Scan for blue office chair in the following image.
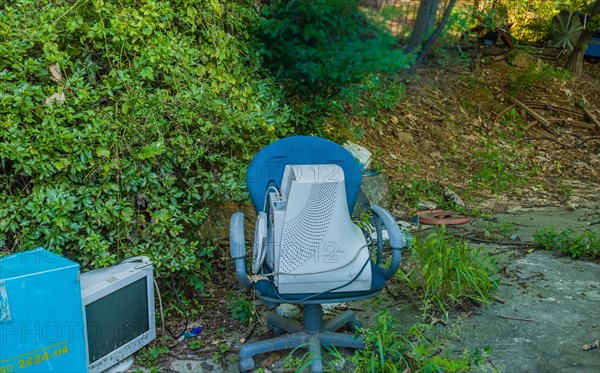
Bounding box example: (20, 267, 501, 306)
(230, 136, 405, 372)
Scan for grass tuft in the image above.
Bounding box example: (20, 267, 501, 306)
(399, 226, 499, 316)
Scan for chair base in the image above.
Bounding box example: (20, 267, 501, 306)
(239, 304, 365, 372)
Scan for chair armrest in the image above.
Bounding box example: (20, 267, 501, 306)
(370, 205, 405, 280)
(230, 212, 250, 290)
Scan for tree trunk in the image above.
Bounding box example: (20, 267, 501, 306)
(406, 0, 440, 53)
(565, 1, 600, 77)
(411, 0, 458, 71)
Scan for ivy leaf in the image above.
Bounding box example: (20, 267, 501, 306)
(96, 147, 110, 157)
(139, 142, 165, 159)
(210, 0, 223, 15)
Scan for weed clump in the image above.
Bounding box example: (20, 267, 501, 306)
(399, 226, 499, 315)
(351, 310, 492, 372)
(226, 293, 254, 326)
(534, 227, 600, 259)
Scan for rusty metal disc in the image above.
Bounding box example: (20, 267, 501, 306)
(417, 210, 471, 225)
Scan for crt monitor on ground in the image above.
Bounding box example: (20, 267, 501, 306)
(80, 256, 156, 373)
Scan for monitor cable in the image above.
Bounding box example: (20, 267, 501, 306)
(269, 250, 372, 304)
(261, 243, 369, 277)
(118, 256, 188, 343)
(167, 270, 189, 340)
(154, 279, 166, 336)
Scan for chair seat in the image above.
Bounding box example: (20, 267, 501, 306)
(253, 262, 387, 303)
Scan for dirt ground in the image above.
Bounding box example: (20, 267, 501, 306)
(133, 46, 600, 372)
(362, 45, 599, 213)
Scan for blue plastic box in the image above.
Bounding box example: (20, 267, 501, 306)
(585, 36, 600, 58)
(0, 248, 87, 373)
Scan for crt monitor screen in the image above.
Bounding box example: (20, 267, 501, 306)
(85, 277, 150, 363)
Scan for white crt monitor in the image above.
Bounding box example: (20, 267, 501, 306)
(80, 257, 156, 372)
(268, 164, 372, 294)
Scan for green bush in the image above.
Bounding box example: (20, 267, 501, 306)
(286, 74, 407, 139)
(259, 0, 410, 91)
(258, 0, 412, 136)
(491, 0, 588, 43)
(0, 0, 291, 287)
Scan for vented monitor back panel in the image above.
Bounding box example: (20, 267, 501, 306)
(273, 165, 371, 294)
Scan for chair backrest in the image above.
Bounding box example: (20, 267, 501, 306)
(247, 136, 362, 214)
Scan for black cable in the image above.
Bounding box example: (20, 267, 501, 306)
(167, 270, 189, 339)
(270, 251, 372, 304)
(260, 184, 376, 303)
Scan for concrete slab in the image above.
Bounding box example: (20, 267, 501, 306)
(455, 250, 600, 373)
(469, 205, 600, 242)
(170, 358, 234, 372)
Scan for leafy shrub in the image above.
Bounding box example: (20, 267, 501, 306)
(258, 0, 412, 136)
(288, 74, 407, 139)
(259, 0, 410, 91)
(399, 227, 498, 315)
(470, 0, 588, 43)
(487, 0, 586, 43)
(0, 0, 291, 287)
(227, 293, 254, 325)
(534, 227, 600, 259)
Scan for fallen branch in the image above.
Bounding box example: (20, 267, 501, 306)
(581, 107, 600, 132)
(508, 97, 558, 135)
(495, 104, 517, 119)
(519, 137, 572, 148)
(242, 322, 257, 343)
(454, 233, 535, 247)
(524, 102, 585, 117)
(525, 120, 539, 132)
(546, 117, 595, 130)
(490, 248, 516, 255)
(429, 317, 448, 327)
(497, 314, 536, 322)
(536, 49, 567, 60)
(576, 137, 600, 147)
(520, 136, 600, 149)
(492, 295, 505, 304)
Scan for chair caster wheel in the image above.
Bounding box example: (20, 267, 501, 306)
(267, 319, 283, 335)
(347, 320, 363, 331)
(269, 326, 283, 335)
(239, 357, 255, 372)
